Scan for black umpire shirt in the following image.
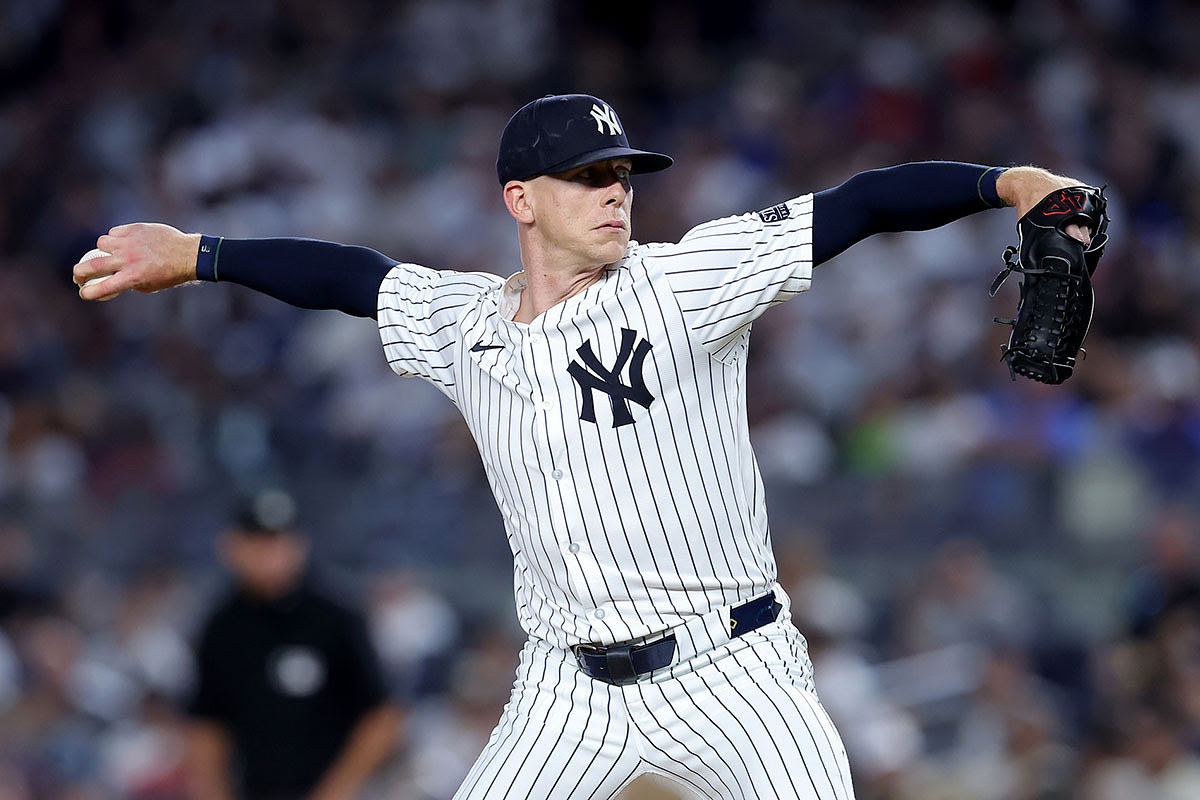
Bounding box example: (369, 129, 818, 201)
(188, 577, 390, 800)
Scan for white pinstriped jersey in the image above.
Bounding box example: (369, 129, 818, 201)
(378, 194, 814, 648)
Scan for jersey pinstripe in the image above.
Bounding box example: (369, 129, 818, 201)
(377, 194, 814, 650)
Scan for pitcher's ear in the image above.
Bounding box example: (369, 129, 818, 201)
(504, 180, 535, 224)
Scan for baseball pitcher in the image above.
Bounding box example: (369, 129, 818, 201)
(75, 94, 1107, 799)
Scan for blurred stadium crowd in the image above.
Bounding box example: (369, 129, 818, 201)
(2, 0, 1200, 797)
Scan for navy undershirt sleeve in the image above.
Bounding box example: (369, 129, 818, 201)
(812, 161, 1007, 265)
(193, 162, 1006, 314)
(195, 236, 393, 319)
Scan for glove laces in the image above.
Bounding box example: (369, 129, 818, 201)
(991, 248, 1088, 383)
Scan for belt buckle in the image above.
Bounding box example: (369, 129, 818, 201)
(574, 644, 604, 660)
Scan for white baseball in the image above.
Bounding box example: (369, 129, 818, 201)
(78, 248, 117, 300)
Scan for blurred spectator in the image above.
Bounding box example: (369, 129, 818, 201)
(1083, 707, 1200, 800)
(894, 538, 1036, 656)
(1124, 506, 1200, 640)
(395, 629, 520, 799)
(0, 525, 44, 623)
(98, 692, 190, 800)
(186, 490, 401, 800)
(781, 536, 925, 795)
(946, 648, 1073, 800)
(367, 569, 460, 702)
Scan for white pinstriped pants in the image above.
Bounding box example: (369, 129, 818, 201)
(453, 618, 855, 800)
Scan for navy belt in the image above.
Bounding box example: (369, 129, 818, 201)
(573, 592, 782, 686)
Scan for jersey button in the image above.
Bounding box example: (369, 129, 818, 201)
(551, 469, 564, 480)
(593, 609, 606, 619)
(567, 542, 580, 554)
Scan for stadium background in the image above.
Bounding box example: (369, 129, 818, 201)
(2, 0, 1200, 797)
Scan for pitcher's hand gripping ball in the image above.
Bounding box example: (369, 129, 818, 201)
(990, 185, 1109, 384)
(76, 248, 118, 301)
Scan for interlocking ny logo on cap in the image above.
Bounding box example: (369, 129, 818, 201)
(496, 94, 672, 184)
(590, 103, 623, 136)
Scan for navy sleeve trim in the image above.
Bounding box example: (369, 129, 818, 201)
(812, 161, 1008, 265)
(194, 237, 395, 319)
(196, 235, 221, 282)
(978, 166, 1007, 209)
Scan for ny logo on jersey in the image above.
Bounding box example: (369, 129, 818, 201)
(568, 328, 654, 428)
(589, 103, 623, 136)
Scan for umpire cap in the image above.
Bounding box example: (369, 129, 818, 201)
(233, 489, 299, 535)
(497, 94, 673, 185)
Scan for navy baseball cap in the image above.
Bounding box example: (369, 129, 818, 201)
(497, 94, 673, 185)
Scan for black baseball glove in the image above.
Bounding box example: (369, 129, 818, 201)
(989, 185, 1109, 384)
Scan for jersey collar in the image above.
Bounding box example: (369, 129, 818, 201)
(497, 243, 638, 323)
(497, 272, 528, 321)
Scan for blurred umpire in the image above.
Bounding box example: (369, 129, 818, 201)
(186, 490, 402, 800)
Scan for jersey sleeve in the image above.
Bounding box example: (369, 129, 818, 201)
(654, 194, 814, 357)
(376, 264, 502, 397)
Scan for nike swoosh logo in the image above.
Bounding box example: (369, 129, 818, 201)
(470, 342, 505, 352)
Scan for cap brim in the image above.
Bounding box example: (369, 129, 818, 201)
(534, 146, 673, 180)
